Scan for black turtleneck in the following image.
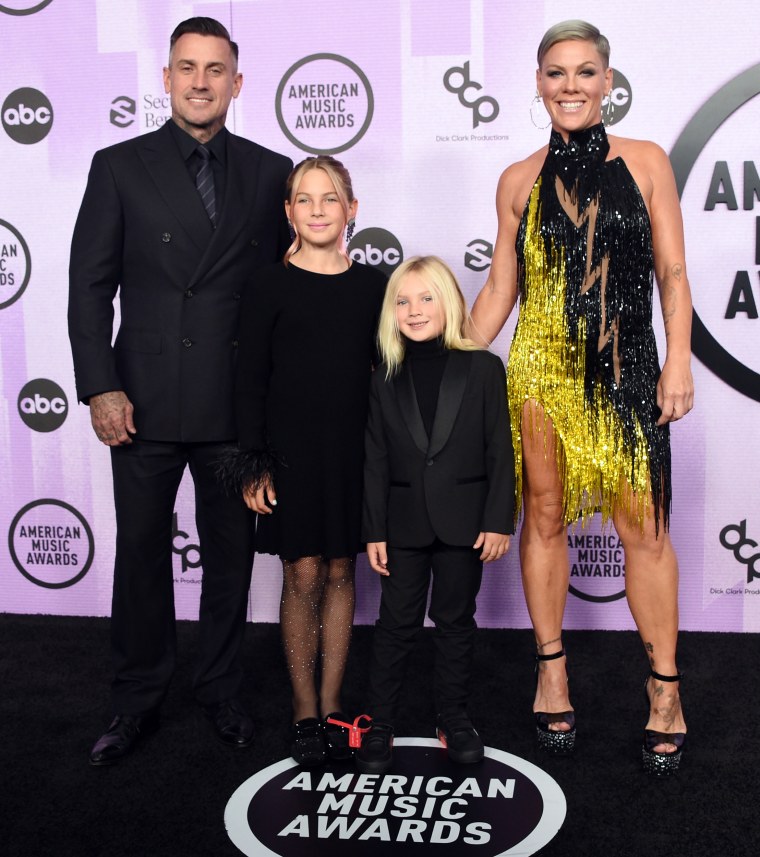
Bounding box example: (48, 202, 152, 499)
(404, 336, 449, 437)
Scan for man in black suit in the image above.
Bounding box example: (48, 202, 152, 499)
(68, 17, 292, 765)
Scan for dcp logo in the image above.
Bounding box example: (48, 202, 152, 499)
(2, 87, 53, 144)
(0, 1, 54, 14)
(602, 69, 632, 126)
(18, 379, 68, 432)
(348, 228, 404, 277)
(276, 53, 374, 155)
(173, 512, 202, 575)
(110, 96, 136, 128)
(720, 520, 760, 583)
(443, 62, 499, 129)
(0, 219, 32, 309)
(465, 239, 493, 272)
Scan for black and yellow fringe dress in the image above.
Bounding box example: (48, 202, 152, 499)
(508, 123, 670, 532)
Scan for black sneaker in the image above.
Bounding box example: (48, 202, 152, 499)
(355, 721, 394, 774)
(436, 712, 484, 764)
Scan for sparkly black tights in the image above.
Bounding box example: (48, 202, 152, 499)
(280, 555, 356, 722)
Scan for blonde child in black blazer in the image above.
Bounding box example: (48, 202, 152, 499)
(358, 256, 516, 774)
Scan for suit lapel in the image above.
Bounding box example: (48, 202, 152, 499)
(188, 133, 263, 289)
(204, 136, 261, 256)
(138, 127, 264, 289)
(394, 367, 429, 455)
(428, 350, 471, 458)
(137, 123, 211, 252)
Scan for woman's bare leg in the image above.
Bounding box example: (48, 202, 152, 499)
(613, 503, 687, 752)
(519, 402, 572, 727)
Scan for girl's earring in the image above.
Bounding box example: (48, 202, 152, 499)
(346, 218, 356, 245)
(530, 93, 551, 129)
(287, 220, 296, 242)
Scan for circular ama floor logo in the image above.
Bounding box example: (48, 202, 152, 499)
(225, 739, 565, 856)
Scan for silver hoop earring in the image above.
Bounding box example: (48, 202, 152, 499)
(603, 92, 615, 125)
(346, 218, 355, 245)
(530, 94, 551, 129)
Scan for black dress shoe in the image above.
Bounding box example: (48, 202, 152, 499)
(355, 721, 393, 774)
(291, 718, 327, 767)
(205, 699, 254, 748)
(436, 711, 484, 764)
(89, 712, 159, 766)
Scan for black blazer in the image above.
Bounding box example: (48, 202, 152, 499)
(68, 121, 292, 442)
(363, 349, 516, 548)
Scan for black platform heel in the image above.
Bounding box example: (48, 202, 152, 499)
(534, 649, 576, 755)
(642, 670, 686, 776)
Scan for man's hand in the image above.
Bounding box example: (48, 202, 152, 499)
(89, 391, 136, 446)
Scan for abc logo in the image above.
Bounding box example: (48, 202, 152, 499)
(348, 228, 404, 277)
(18, 379, 68, 432)
(603, 69, 632, 126)
(2, 87, 53, 144)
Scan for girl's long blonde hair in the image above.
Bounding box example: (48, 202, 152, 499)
(377, 255, 481, 378)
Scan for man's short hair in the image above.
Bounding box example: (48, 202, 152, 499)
(169, 17, 239, 66)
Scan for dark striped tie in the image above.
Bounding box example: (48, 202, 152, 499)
(195, 145, 216, 226)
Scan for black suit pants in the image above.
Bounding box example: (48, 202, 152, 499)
(109, 440, 255, 713)
(367, 539, 483, 724)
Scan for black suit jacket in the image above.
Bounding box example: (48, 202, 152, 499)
(363, 349, 516, 548)
(68, 121, 292, 442)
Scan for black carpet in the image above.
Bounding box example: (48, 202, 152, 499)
(0, 614, 755, 856)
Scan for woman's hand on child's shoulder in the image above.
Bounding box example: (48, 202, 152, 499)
(367, 542, 390, 576)
(473, 532, 511, 563)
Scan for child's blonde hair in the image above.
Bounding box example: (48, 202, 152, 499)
(377, 255, 481, 378)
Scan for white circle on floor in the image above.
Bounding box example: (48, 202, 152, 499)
(225, 738, 566, 855)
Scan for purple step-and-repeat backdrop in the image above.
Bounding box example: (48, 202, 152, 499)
(1, 0, 758, 632)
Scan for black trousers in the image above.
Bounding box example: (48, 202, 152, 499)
(367, 539, 483, 724)
(109, 440, 255, 714)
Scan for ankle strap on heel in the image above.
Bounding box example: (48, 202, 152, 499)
(649, 669, 684, 682)
(536, 648, 566, 662)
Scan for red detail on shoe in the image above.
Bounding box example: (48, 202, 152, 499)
(437, 729, 448, 749)
(326, 714, 373, 749)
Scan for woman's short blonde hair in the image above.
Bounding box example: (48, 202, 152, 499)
(377, 255, 481, 378)
(284, 156, 354, 264)
(537, 20, 610, 69)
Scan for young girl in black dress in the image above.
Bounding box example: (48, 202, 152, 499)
(357, 256, 515, 774)
(225, 156, 386, 766)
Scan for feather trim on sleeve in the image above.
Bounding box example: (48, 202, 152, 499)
(215, 446, 282, 496)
